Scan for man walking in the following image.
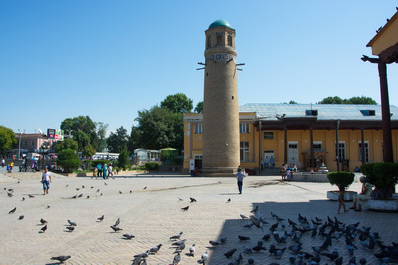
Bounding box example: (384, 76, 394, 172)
(42, 167, 52, 195)
(236, 166, 246, 194)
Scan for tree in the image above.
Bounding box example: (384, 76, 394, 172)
(95, 122, 108, 152)
(317, 96, 343, 104)
(107, 126, 128, 153)
(160, 93, 193, 113)
(195, 101, 203, 113)
(118, 148, 130, 170)
(318, 96, 377, 105)
(127, 126, 141, 154)
(82, 144, 96, 158)
(0, 126, 17, 155)
(60, 116, 99, 151)
(54, 138, 78, 153)
(289, 100, 297, 104)
(57, 149, 81, 173)
(135, 106, 183, 150)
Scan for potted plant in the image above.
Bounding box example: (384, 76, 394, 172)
(326, 171, 356, 201)
(360, 162, 398, 200)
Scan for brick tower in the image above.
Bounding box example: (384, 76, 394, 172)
(201, 20, 240, 176)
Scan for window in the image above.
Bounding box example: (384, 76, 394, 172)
(31, 141, 35, 147)
(207, 37, 211, 49)
(24, 141, 27, 147)
(312, 142, 322, 150)
(240, 142, 250, 162)
(240, 123, 249, 134)
(216, 35, 222, 45)
(264, 131, 274, 139)
(289, 143, 298, 149)
(194, 154, 202, 159)
(194, 123, 202, 134)
(305, 110, 318, 116)
(227, 35, 232, 46)
(359, 142, 370, 162)
(360, 110, 375, 116)
(338, 142, 346, 160)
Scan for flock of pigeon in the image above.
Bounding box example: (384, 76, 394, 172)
(4, 180, 398, 264)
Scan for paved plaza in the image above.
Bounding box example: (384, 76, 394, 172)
(1, 169, 397, 265)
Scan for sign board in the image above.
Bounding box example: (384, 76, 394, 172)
(55, 129, 64, 141)
(47, 129, 56, 139)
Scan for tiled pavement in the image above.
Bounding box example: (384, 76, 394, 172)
(0, 170, 397, 265)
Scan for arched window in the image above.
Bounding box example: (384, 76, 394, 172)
(228, 35, 232, 46)
(216, 35, 222, 46)
(207, 36, 211, 48)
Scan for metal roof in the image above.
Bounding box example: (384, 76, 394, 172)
(239, 103, 398, 121)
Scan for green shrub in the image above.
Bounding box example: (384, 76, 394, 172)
(118, 148, 130, 170)
(145, 162, 159, 170)
(360, 162, 398, 199)
(327, 171, 355, 191)
(173, 158, 183, 165)
(57, 149, 81, 173)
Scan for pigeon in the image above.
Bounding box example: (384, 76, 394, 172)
(114, 218, 120, 227)
(104, 182, 108, 185)
(335, 256, 343, 265)
(252, 241, 267, 252)
(122, 233, 135, 239)
(82, 185, 85, 189)
(181, 206, 189, 211)
(170, 232, 183, 240)
(86, 196, 90, 199)
(76, 188, 80, 191)
(220, 237, 227, 244)
(8, 207, 16, 214)
(172, 252, 181, 265)
(71, 195, 77, 199)
(134, 251, 149, 259)
(190, 197, 197, 203)
(22, 197, 25, 201)
(96, 189, 100, 192)
(40, 218, 47, 224)
(251, 205, 259, 213)
(227, 198, 231, 203)
(248, 258, 255, 264)
(18, 215, 24, 220)
(28, 194, 35, 198)
(240, 214, 248, 219)
(143, 186, 147, 190)
(97, 215, 104, 222)
(65, 226, 75, 232)
(149, 244, 162, 254)
(174, 241, 186, 253)
(51, 255, 71, 263)
(189, 244, 195, 256)
(40, 225, 47, 233)
(178, 197, 183, 201)
(224, 248, 237, 258)
(7, 192, 13, 197)
(238, 235, 250, 241)
(67, 220, 77, 226)
(209, 240, 219, 247)
(198, 251, 208, 264)
(110, 225, 122, 232)
(46, 205, 51, 209)
(171, 239, 186, 246)
(77, 194, 83, 198)
(243, 245, 253, 254)
(359, 258, 367, 265)
(119, 191, 122, 194)
(91, 186, 94, 189)
(130, 190, 132, 193)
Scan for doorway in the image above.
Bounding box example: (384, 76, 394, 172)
(288, 142, 299, 167)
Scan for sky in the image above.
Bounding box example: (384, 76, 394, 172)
(1, 0, 397, 135)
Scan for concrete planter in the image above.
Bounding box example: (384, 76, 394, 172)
(293, 173, 329, 182)
(368, 197, 398, 212)
(327, 190, 357, 201)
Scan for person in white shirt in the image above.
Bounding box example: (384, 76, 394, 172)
(42, 167, 52, 195)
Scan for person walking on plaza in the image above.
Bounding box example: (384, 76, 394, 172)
(108, 164, 114, 179)
(350, 176, 374, 212)
(264, 156, 270, 167)
(9, 161, 14, 172)
(236, 166, 246, 194)
(92, 167, 97, 179)
(103, 164, 108, 179)
(190, 162, 195, 177)
(1, 158, 5, 167)
(97, 163, 102, 178)
(337, 186, 348, 214)
(42, 167, 52, 195)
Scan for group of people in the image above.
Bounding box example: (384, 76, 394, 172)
(93, 163, 115, 179)
(261, 155, 275, 170)
(280, 163, 298, 181)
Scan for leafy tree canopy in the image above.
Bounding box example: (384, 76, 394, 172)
(107, 126, 129, 153)
(57, 148, 81, 173)
(317, 96, 377, 105)
(0, 126, 17, 155)
(60, 116, 100, 151)
(127, 126, 141, 154)
(55, 138, 78, 153)
(118, 148, 130, 170)
(82, 144, 96, 158)
(195, 101, 203, 113)
(160, 93, 193, 113)
(135, 106, 183, 150)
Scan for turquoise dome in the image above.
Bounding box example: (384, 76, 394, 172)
(208, 20, 232, 29)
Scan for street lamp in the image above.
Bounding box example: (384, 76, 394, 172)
(17, 129, 22, 159)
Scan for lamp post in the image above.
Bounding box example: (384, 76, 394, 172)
(17, 129, 22, 159)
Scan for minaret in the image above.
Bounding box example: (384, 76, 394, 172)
(201, 20, 240, 176)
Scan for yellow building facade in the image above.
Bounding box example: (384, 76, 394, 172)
(184, 104, 398, 174)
